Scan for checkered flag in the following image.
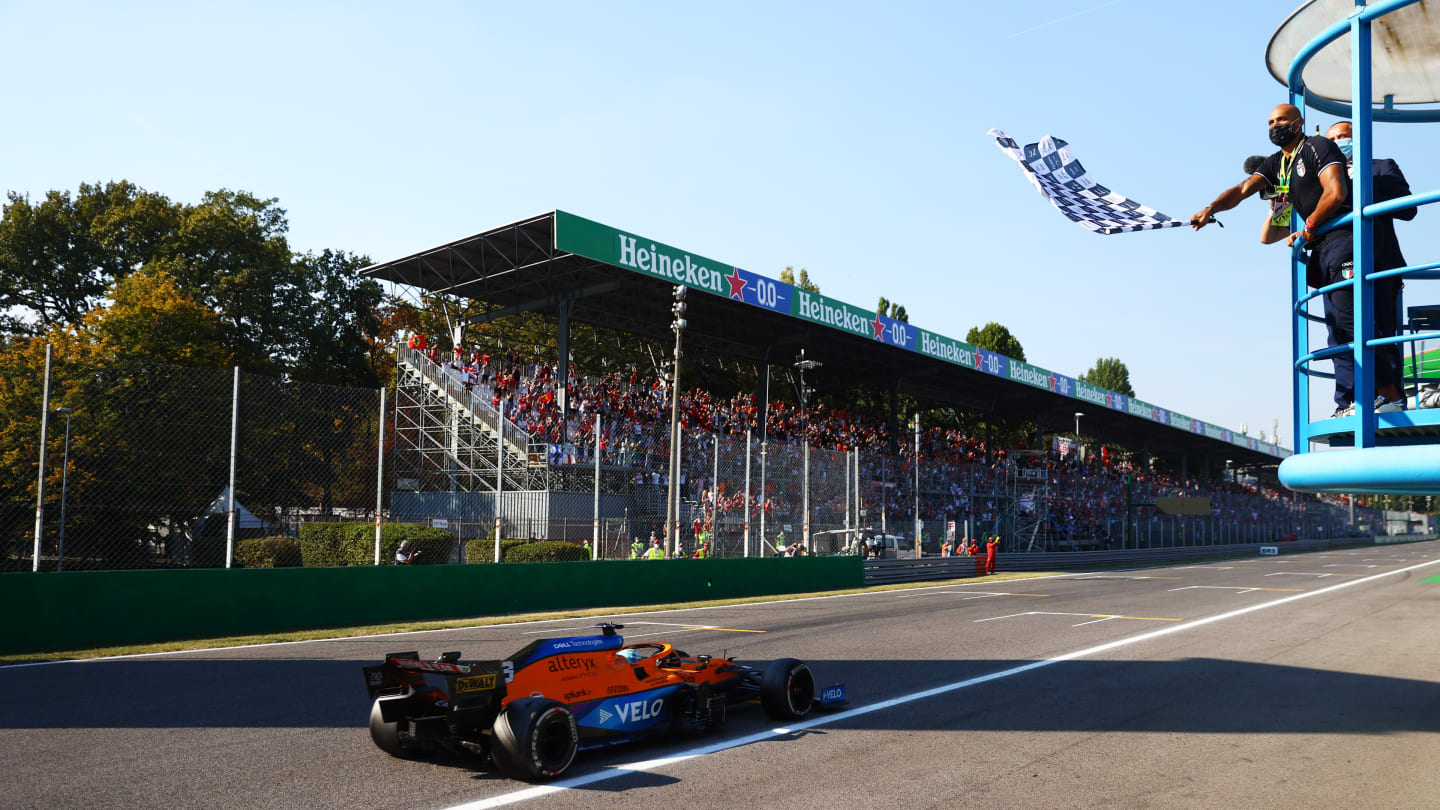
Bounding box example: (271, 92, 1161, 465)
(989, 129, 1186, 235)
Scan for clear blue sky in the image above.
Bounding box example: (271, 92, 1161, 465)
(2, 0, 1434, 449)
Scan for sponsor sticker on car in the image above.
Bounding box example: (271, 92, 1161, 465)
(456, 674, 497, 692)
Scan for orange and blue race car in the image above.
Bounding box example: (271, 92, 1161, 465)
(362, 623, 846, 780)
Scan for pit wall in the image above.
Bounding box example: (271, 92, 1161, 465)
(0, 556, 863, 655)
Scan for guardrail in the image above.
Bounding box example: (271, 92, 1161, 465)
(862, 537, 1384, 585)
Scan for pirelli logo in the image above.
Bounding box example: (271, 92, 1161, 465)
(456, 674, 497, 692)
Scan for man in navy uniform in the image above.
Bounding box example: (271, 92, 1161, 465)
(1324, 120, 1417, 412)
(1192, 104, 1405, 417)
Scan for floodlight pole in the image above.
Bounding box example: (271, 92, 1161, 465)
(226, 365, 239, 569)
(852, 448, 859, 546)
(593, 412, 601, 560)
(56, 407, 73, 573)
(758, 441, 767, 556)
(913, 414, 921, 559)
(495, 396, 505, 563)
(664, 285, 687, 557)
(881, 455, 888, 535)
(794, 349, 821, 551)
(33, 343, 52, 571)
(743, 429, 752, 557)
(375, 387, 385, 566)
(711, 433, 719, 554)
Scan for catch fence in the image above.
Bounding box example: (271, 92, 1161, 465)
(4, 351, 385, 572)
(3, 349, 1408, 572)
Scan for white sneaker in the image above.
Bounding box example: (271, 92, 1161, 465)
(1421, 386, 1440, 409)
(1331, 403, 1355, 419)
(1375, 395, 1406, 413)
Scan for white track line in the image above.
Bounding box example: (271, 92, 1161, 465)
(441, 556, 1440, 810)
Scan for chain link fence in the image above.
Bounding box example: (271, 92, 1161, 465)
(538, 420, 1390, 561)
(6, 348, 1421, 572)
(2, 350, 386, 572)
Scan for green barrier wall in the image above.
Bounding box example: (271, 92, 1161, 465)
(0, 556, 863, 654)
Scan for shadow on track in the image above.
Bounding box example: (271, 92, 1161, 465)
(3, 656, 1438, 739)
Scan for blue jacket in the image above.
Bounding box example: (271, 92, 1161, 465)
(1370, 157, 1415, 273)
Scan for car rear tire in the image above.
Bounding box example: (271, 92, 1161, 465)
(491, 698, 579, 780)
(759, 658, 815, 721)
(369, 697, 431, 759)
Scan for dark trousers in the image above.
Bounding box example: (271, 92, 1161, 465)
(1317, 237, 1403, 408)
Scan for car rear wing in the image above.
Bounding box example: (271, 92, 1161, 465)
(363, 650, 510, 704)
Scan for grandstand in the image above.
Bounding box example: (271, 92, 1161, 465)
(362, 211, 1343, 553)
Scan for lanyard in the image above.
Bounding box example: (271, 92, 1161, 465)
(1276, 145, 1299, 196)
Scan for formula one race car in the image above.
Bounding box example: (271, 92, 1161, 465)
(362, 623, 845, 780)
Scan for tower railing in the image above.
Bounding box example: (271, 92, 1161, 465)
(1275, 0, 1440, 495)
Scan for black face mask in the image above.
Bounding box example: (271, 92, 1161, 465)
(1269, 122, 1300, 147)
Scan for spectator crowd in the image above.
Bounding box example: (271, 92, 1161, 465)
(406, 335, 1355, 548)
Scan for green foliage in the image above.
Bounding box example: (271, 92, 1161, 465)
(779, 266, 820, 293)
(0, 181, 381, 385)
(965, 322, 1025, 361)
(876, 297, 908, 323)
(88, 268, 232, 368)
(0, 182, 179, 335)
(1080, 357, 1136, 397)
(464, 537, 530, 563)
(235, 536, 303, 568)
(298, 522, 454, 567)
(504, 540, 590, 563)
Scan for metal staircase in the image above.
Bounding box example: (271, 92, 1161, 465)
(394, 347, 549, 493)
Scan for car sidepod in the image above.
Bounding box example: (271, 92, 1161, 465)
(574, 684, 680, 740)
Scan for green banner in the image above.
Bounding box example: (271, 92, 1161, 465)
(1127, 398, 1156, 420)
(916, 329, 978, 367)
(550, 209, 1285, 457)
(792, 289, 875, 339)
(1075, 379, 1110, 407)
(555, 210, 732, 297)
(1007, 359, 1052, 390)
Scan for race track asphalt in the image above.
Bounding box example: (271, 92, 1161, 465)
(4, 541, 1440, 810)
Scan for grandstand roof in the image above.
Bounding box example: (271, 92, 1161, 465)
(361, 210, 1288, 470)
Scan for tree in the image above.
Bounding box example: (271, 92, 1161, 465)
(0, 182, 385, 385)
(86, 268, 232, 369)
(0, 182, 178, 335)
(965, 322, 1025, 361)
(876, 297, 909, 322)
(1081, 357, 1135, 397)
(148, 189, 303, 376)
(288, 249, 383, 388)
(779, 266, 820, 293)
(0, 270, 240, 569)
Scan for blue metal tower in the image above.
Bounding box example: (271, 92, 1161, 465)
(1271, 0, 1440, 495)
